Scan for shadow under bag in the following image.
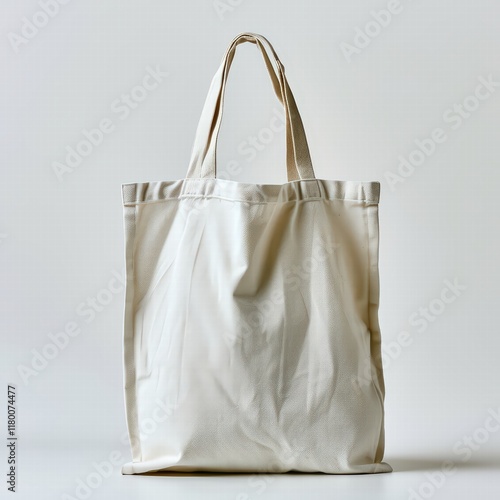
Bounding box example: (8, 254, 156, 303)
(121, 32, 392, 474)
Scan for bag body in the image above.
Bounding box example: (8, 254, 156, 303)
(121, 33, 391, 475)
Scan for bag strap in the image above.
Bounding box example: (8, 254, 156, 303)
(186, 32, 316, 181)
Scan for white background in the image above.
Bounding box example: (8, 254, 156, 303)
(1, 0, 500, 499)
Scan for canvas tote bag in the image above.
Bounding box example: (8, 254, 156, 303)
(121, 32, 391, 475)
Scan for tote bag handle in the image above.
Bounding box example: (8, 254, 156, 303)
(186, 32, 316, 181)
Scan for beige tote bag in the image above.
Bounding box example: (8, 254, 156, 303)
(121, 32, 391, 475)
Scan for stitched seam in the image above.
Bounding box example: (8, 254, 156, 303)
(124, 196, 377, 207)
